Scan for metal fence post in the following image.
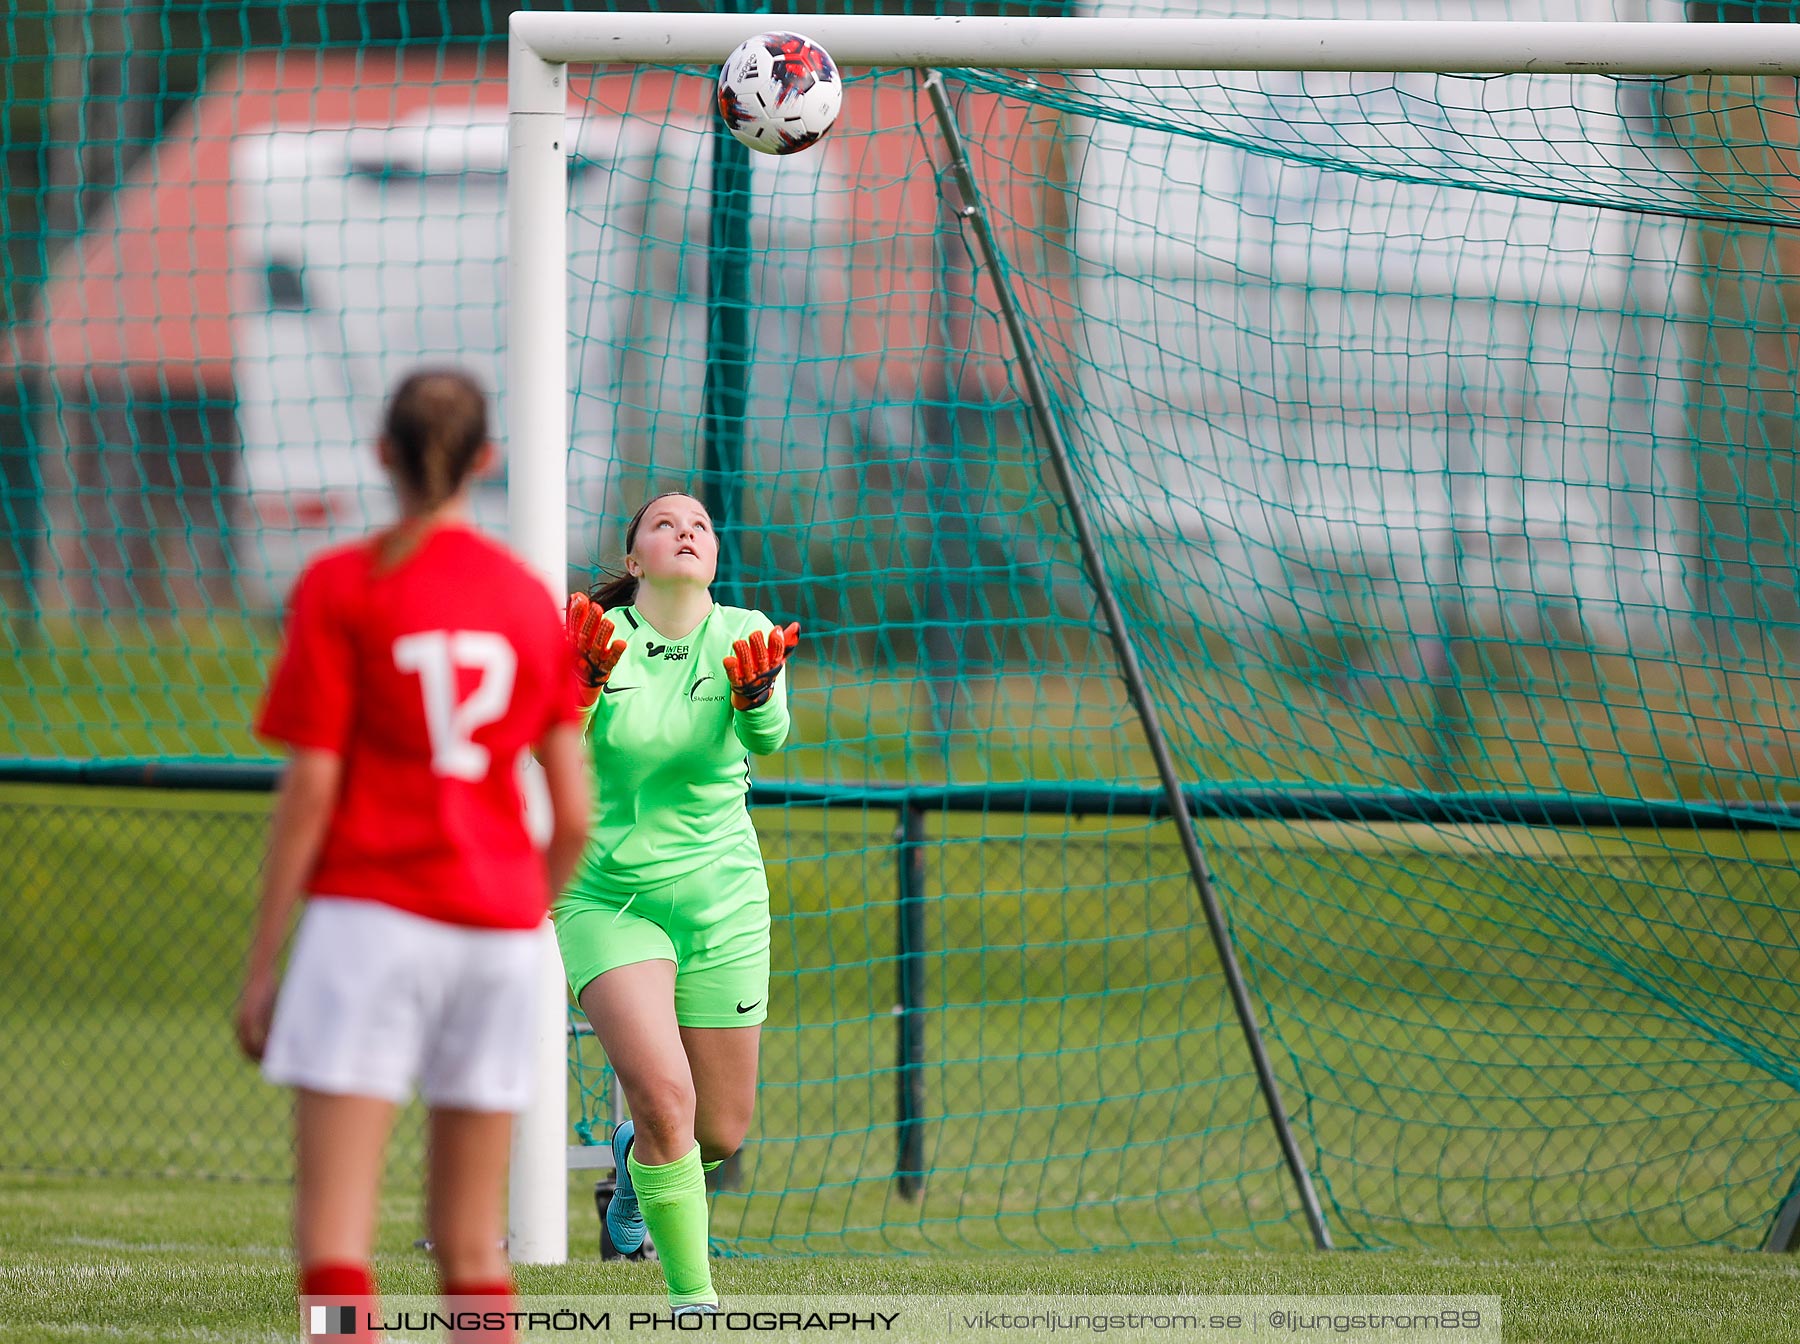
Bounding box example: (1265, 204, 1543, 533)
(895, 798, 928, 1198)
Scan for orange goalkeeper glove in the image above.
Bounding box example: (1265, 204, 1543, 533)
(723, 622, 801, 711)
(567, 592, 626, 708)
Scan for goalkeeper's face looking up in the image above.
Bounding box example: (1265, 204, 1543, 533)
(624, 493, 718, 593)
(376, 366, 494, 515)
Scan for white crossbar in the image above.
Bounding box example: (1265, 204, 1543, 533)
(514, 14, 1800, 76)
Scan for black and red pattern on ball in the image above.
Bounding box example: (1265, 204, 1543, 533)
(762, 32, 836, 106)
(777, 126, 826, 153)
(717, 84, 752, 130)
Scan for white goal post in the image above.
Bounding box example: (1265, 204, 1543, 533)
(503, 13, 1800, 1264)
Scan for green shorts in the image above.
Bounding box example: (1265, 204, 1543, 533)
(553, 844, 772, 1028)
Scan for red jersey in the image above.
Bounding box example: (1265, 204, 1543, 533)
(257, 524, 583, 929)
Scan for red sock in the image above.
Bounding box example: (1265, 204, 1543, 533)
(443, 1278, 517, 1343)
(299, 1261, 378, 1338)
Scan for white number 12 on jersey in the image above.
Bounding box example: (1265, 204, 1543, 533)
(393, 630, 518, 781)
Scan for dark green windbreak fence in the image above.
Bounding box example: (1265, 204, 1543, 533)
(6, 780, 1799, 1252)
(6, 0, 1800, 1253)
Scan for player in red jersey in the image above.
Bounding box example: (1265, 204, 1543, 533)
(234, 369, 590, 1342)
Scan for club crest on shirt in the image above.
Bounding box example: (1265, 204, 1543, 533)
(643, 640, 690, 662)
(688, 675, 727, 704)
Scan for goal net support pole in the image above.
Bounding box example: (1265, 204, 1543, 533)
(914, 67, 1343, 1247)
(505, 12, 1800, 1264)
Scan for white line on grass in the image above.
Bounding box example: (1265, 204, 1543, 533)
(0, 1262, 134, 1281)
(56, 1235, 288, 1259)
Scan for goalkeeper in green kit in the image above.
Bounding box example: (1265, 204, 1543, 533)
(555, 491, 797, 1315)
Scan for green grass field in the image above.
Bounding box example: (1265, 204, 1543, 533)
(8, 610, 1800, 804)
(6, 784, 1800, 1339)
(4, 1171, 1799, 1343)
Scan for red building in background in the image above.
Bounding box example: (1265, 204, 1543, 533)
(9, 48, 1068, 615)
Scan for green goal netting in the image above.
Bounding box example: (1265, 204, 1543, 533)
(5, 3, 1800, 1256)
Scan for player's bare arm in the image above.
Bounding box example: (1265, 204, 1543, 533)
(536, 722, 591, 895)
(235, 748, 342, 1062)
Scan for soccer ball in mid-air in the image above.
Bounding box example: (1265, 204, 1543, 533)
(716, 32, 842, 155)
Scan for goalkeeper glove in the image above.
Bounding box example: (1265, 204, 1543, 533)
(567, 592, 626, 708)
(723, 622, 801, 711)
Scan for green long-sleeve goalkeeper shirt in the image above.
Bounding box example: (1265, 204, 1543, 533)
(564, 602, 790, 896)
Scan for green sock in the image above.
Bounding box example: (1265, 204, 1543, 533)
(702, 1160, 725, 1174)
(627, 1145, 714, 1307)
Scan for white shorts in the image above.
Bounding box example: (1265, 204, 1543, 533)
(262, 898, 542, 1112)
